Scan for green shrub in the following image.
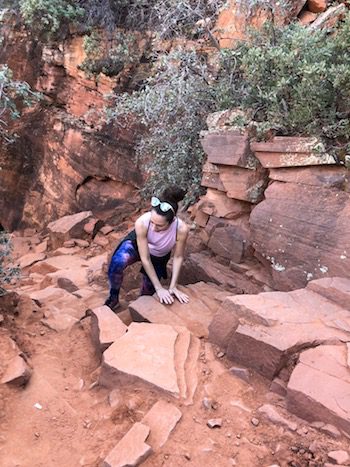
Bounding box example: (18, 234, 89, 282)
(109, 48, 216, 203)
(79, 31, 140, 77)
(0, 64, 41, 143)
(215, 14, 350, 159)
(0, 231, 19, 296)
(19, 0, 84, 37)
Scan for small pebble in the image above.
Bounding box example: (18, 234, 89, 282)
(207, 418, 222, 429)
(251, 417, 260, 426)
(184, 453, 191, 460)
(40, 330, 45, 336)
(217, 351, 225, 358)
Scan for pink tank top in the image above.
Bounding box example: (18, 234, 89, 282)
(142, 212, 178, 257)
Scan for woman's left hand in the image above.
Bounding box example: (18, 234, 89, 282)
(169, 287, 189, 304)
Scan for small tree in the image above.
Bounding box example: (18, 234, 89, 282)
(0, 231, 19, 296)
(0, 64, 41, 143)
(19, 0, 84, 37)
(110, 48, 217, 203)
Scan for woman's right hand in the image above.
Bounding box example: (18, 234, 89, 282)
(156, 287, 174, 305)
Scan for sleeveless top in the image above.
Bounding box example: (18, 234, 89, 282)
(141, 212, 178, 257)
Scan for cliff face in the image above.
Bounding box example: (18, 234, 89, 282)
(0, 25, 143, 230)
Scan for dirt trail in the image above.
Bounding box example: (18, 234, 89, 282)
(0, 231, 348, 466)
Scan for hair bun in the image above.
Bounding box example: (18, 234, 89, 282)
(161, 186, 186, 204)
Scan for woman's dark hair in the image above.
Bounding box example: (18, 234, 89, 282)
(153, 185, 186, 223)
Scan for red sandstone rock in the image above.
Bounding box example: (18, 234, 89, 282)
(141, 400, 182, 450)
(307, 0, 328, 13)
(307, 277, 350, 311)
(47, 211, 93, 249)
(90, 305, 127, 353)
(299, 10, 318, 25)
(269, 166, 350, 189)
(250, 182, 350, 291)
(209, 283, 350, 379)
(201, 160, 225, 191)
(218, 166, 267, 203)
(199, 189, 251, 219)
(207, 225, 245, 263)
(287, 345, 350, 435)
(1, 355, 31, 386)
(102, 422, 152, 467)
(180, 252, 261, 295)
(251, 137, 336, 168)
(19, 252, 46, 269)
(200, 132, 252, 167)
(101, 323, 180, 395)
(309, 4, 346, 30)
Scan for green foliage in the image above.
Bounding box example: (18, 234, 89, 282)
(110, 48, 216, 202)
(0, 231, 19, 296)
(19, 0, 84, 37)
(79, 31, 139, 77)
(215, 14, 350, 157)
(0, 65, 41, 143)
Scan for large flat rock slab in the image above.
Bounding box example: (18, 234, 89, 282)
(129, 282, 229, 338)
(209, 280, 350, 379)
(250, 182, 350, 291)
(287, 345, 350, 435)
(100, 323, 180, 395)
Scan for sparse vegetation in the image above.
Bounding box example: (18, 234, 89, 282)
(0, 231, 19, 296)
(0, 65, 41, 143)
(19, 0, 84, 37)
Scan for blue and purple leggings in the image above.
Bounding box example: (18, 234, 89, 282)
(107, 240, 157, 302)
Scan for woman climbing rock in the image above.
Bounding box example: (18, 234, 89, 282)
(105, 186, 190, 311)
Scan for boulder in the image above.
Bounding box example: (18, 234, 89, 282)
(199, 188, 251, 219)
(102, 422, 152, 467)
(200, 132, 253, 168)
(1, 355, 31, 386)
(287, 345, 350, 435)
(47, 211, 93, 249)
(90, 305, 127, 353)
(250, 182, 350, 291)
(218, 166, 267, 203)
(209, 281, 350, 379)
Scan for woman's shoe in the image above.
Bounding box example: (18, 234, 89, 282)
(104, 296, 121, 313)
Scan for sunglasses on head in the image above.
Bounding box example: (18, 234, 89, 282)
(151, 196, 175, 214)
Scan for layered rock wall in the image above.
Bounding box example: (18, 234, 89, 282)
(0, 24, 144, 230)
(194, 112, 350, 292)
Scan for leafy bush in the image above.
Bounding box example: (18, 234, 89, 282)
(79, 31, 140, 77)
(0, 231, 19, 296)
(19, 0, 84, 37)
(215, 14, 350, 158)
(0, 64, 41, 142)
(109, 48, 216, 203)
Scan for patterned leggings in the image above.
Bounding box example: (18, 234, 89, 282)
(107, 240, 157, 301)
